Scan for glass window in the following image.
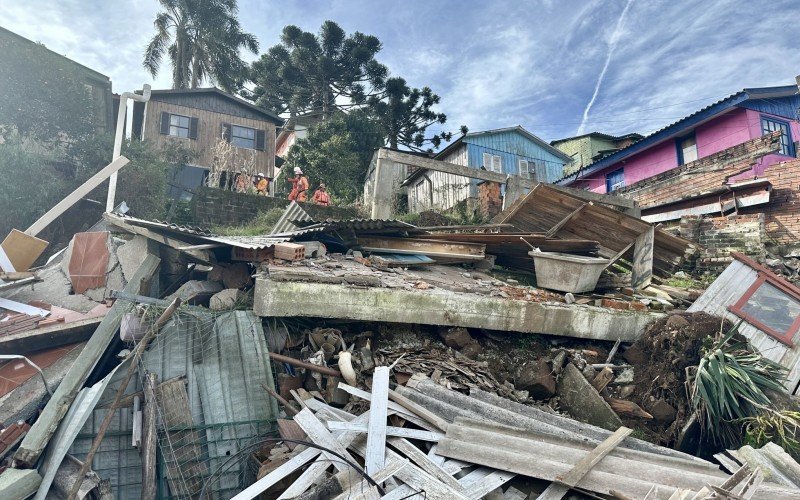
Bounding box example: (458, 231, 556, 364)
(677, 133, 697, 165)
(169, 114, 190, 138)
(482, 153, 502, 173)
(231, 125, 256, 149)
(738, 281, 800, 338)
(762, 117, 794, 156)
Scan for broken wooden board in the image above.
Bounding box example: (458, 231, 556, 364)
(255, 278, 661, 342)
(365, 366, 389, 475)
(1, 230, 49, 272)
(357, 236, 486, 261)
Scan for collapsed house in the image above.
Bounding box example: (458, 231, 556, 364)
(0, 136, 799, 499)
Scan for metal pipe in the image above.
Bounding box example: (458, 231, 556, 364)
(268, 352, 343, 378)
(0, 355, 52, 395)
(106, 85, 151, 212)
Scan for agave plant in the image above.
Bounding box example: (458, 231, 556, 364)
(690, 321, 788, 445)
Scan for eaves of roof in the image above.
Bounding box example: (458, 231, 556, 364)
(147, 88, 284, 125)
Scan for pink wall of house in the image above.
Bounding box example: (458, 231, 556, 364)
(579, 107, 800, 193)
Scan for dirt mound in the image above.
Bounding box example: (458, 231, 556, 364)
(623, 312, 732, 446)
(417, 210, 452, 227)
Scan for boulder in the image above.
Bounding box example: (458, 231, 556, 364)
(516, 361, 556, 399)
(210, 288, 247, 310)
(440, 327, 474, 349)
(650, 398, 677, 425)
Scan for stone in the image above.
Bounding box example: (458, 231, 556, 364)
(516, 361, 556, 400)
(618, 385, 636, 398)
(557, 363, 623, 431)
(564, 292, 575, 304)
(622, 344, 647, 365)
(168, 280, 224, 303)
(551, 349, 568, 374)
(440, 327, 474, 349)
(612, 367, 635, 385)
(115, 235, 149, 282)
(301, 241, 327, 258)
(210, 288, 246, 310)
(666, 314, 690, 329)
(674, 271, 688, 279)
(460, 341, 483, 359)
(473, 255, 496, 271)
(650, 399, 677, 425)
(221, 263, 252, 289)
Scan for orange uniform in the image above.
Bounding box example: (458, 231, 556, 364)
(288, 175, 309, 202)
(256, 178, 268, 195)
(312, 188, 330, 206)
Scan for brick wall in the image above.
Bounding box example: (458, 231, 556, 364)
(616, 132, 781, 209)
(753, 159, 800, 251)
(678, 214, 766, 271)
(478, 181, 502, 220)
(192, 187, 358, 227)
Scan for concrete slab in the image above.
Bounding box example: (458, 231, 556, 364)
(0, 468, 42, 500)
(254, 278, 660, 341)
(557, 363, 623, 431)
(116, 235, 149, 282)
(210, 288, 246, 311)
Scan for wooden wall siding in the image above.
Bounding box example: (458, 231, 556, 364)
(408, 144, 473, 213)
(687, 260, 800, 393)
(465, 130, 567, 182)
(151, 93, 278, 122)
(143, 100, 276, 176)
(741, 95, 800, 119)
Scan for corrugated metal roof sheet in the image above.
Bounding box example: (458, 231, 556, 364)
(273, 218, 423, 238)
(270, 202, 312, 235)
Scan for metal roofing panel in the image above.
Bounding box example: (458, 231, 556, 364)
(270, 201, 312, 235)
(275, 218, 422, 237)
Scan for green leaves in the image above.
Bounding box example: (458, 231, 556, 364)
(690, 321, 788, 445)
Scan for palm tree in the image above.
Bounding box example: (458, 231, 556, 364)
(143, 0, 258, 91)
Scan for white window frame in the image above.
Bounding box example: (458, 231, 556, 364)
(169, 113, 191, 138)
(483, 152, 502, 173)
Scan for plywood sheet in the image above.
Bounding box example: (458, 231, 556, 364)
(0, 230, 49, 272)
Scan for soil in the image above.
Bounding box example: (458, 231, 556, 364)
(416, 210, 452, 227)
(622, 311, 733, 446)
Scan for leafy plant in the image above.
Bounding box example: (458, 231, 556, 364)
(741, 408, 800, 459)
(690, 321, 788, 445)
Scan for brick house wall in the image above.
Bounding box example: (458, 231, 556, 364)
(478, 181, 502, 220)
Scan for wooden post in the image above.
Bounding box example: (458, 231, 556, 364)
(141, 373, 158, 500)
(631, 226, 655, 290)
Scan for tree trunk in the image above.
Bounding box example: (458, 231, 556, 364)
(191, 57, 200, 88)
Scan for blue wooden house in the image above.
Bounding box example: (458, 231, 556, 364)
(405, 126, 572, 213)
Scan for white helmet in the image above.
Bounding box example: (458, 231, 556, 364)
(293, 167, 303, 175)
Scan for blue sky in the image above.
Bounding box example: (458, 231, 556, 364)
(2, 0, 799, 144)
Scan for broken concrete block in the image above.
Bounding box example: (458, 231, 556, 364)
(168, 280, 223, 303)
(221, 263, 252, 289)
(516, 361, 556, 399)
(613, 367, 635, 385)
(116, 235, 149, 282)
(440, 327, 474, 349)
(564, 292, 575, 304)
(0, 468, 42, 500)
(275, 242, 306, 261)
(210, 288, 246, 311)
(618, 385, 636, 399)
(557, 362, 623, 431)
(650, 399, 677, 425)
(301, 241, 327, 258)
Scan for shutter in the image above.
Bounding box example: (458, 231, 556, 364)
(159, 112, 170, 135)
(188, 117, 199, 139)
(255, 129, 266, 151)
(221, 123, 231, 142)
(482, 152, 492, 169)
(492, 155, 502, 173)
(518, 159, 528, 177)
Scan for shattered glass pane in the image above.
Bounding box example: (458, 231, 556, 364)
(740, 281, 800, 335)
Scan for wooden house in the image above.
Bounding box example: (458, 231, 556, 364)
(132, 88, 284, 199)
(688, 253, 800, 394)
(404, 126, 573, 214)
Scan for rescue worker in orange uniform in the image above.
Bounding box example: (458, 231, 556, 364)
(312, 183, 331, 206)
(287, 167, 309, 202)
(255, 173, 269, 195)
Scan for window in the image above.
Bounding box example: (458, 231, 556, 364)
(231, 125, 256, 149)
(169, 114, 190, 138)
(676, 132, 697, 165)
(482, 152, 502, 173)
(518, 159, 530, 178)
(730, 274, 800, 346)
(761, 116, 795, 156)
(606, 168, 625, 192)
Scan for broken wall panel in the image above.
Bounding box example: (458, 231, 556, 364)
(254, 278, 661, 341)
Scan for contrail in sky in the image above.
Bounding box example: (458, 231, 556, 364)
(577, 0, 635, 135)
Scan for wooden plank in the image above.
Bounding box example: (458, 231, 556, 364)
(14, 254, 159, 468)
(0, 245, 16, 273)
(391, 461, 469, 500)
(141, 373, 158, 500)
(0, 317, 102, 354)
(337, 383, 436, 429)
(327, 421, 443, 442)
(333, 459, 408, 500)
(558, 426, 633, 486)
(292, 408, 359, 473)
(0, 298, 49, 317)
(383, 148, 508, 184)
(387, 436, 465, 493)
(460, 468, 516, 499)
(25, 156, 129, 237)
(357, 236, 485, 260)
(366, 366, 390, 475)
(388, 388, 449, 432)
(632, 226, 655, 290)
(546, 202, 589, 237)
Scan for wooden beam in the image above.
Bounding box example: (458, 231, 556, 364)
(141, 373, 158, 500)
(26, 156, 130, 237)
(365, 366, 390, 475)
(326, 421, 443, 441)
(292, 408, 359, 473)
(383, 148, 509, 184)
(631, 226, 655, 291)
(547, 183, 640, 214)
(546, 202, 590, 237)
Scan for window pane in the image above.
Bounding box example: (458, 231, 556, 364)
(169, 125, 188, 138)
(232, 136, 255, 149)
(740, 282, 800, 335)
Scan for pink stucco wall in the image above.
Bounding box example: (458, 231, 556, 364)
(578, 107, 800, 193)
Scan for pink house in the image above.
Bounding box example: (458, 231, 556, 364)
(558, 85, 800, 193)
